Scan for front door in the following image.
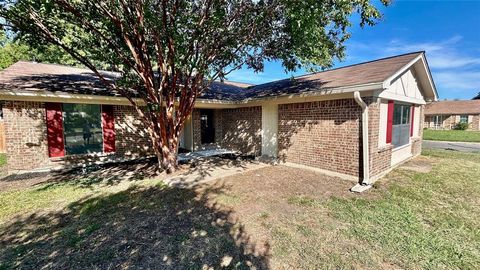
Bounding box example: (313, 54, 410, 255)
(200, 109, 215, 144)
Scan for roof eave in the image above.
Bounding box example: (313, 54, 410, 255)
(0, 82, 385, 106)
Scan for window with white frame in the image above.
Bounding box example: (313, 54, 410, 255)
(433, 115, 443, 129)
(392, 103, 411, 148)
(459, 115, 468, 124)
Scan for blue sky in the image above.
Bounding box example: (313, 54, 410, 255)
(227, 0, 480, 100)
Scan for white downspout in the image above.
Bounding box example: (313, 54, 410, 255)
(353, 91, 370, 187)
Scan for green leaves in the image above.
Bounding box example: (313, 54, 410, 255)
(0, 0, 389, 169)
(1, 0, 389, 76)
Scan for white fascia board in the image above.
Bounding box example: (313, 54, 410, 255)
(382, 54, 423, 89)
(378, 91, 426, 105)
(419, 56, 439, 101)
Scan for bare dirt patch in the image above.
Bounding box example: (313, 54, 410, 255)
(398, 155, 437, 173)
(196, 165, 368, 268)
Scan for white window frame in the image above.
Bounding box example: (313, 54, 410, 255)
(433, 115, 443, 130)
(392, 103, 412, 149)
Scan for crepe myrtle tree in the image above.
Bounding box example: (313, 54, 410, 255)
(1, 0, 389, 172)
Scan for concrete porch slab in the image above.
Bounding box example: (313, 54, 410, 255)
(178, 149, 238, 162)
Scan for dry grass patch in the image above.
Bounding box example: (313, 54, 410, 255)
(200, 151, 480, 269)
(1, 150, 479, 269)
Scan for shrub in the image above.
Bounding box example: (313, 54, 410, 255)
(454, 122, 469, 130)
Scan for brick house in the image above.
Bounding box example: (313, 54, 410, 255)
(0, 51, 437, 184)
(424, 100, 480, 130)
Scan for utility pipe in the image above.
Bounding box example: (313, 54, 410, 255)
(353, 91, 370, 185)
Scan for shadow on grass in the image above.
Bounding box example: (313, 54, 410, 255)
(45, 157, 161, 188)
(0, 154, 253, 192)
(0, 184, 270, 269)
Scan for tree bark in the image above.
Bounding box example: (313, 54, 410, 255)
(147, 123, 179, 173)
(161, 138, 178, 174)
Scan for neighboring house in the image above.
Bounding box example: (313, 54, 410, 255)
(424, 100, 480, 130)
(0, 51, 437, 183)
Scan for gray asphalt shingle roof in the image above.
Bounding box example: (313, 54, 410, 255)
(0, 52, 423, 102)
(425, 100, 480, 115)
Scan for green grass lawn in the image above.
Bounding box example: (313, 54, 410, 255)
(423, 129, 480, 142)
(0, 153, 6, 167)
(1, 149, 479, 269)
(329, 149, 480, 269)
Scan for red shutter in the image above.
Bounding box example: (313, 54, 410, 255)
(46, 103, 65, 157)
(102, 105, 115, 153)
(386, 101, 394, 144)
(410, 105, 415, 137)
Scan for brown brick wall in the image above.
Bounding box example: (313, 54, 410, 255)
(3, 102, 155, 171)
(444, 115, 454, 129)
(220, 106, 262, 155)
(418, 105, 425, 137)
(425, 113, 480, 131)
(423, 115, 430, 129)
(367, 98, 393, 178)
(192, 109, 202, 150)
(113, 105, 153, 158)
(411, 138, 422, 156)
(424, 114, 453, 130)
(472, 115, 480, 131)
(213, 109, 223, 144)
(191, 107, 262, 155)
(3, 101, 51, 170)
(278, 99, 361, 177)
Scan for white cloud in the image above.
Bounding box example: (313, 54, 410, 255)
(433, 71, 480, 91)
(428, 56, 480, 69)
(346, 36, 480, 98)
(383, 35, 480, 69)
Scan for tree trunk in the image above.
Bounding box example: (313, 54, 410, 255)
(160, 137, 178, 174)
(148, 124, 179, 174)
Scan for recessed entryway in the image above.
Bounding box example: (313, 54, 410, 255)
(200, 109, 215, 144)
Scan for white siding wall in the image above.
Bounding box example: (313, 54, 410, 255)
(379, 68, 427, 105)
(377, 68, 427, 167)
(181, 116, 193, 151)
(413, 105, 420, 137)
(391, 144, 412, 166)
(386, 69, 423, 99)
(378, 99, 389, 147)
(261, 104, 278, 157)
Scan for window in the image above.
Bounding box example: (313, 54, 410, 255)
(392, 103, 411, 148)
(63, 104, 103, 155)
(433, 115, 443, 129)
(460, 115, 468, 124)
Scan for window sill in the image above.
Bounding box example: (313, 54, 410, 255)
(377, 144, 394, 153)
(392, 143, 411, 152)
